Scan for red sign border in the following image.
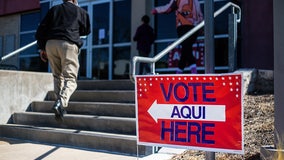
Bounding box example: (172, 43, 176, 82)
(135, 73, 244, 154)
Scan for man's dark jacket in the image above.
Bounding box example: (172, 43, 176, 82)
(35, 2, 91, 50)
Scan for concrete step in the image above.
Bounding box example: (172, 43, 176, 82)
(46, 90, 135, 103)
(77, 80, 135, 90)
(0, 80, 149, 156)
(12, 112, 136, 135)
(0, 124, 148, 156)
(29, 101, 135, 117)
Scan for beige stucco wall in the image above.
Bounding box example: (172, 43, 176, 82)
(0, 70, 53, 124)
(0, 14, 20, 35)
(0, 14, 20, 67)
(131, 0, 154, 74)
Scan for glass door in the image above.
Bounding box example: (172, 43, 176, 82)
(78, 5, 90, 79)
(91, 2, 110, 79)
(112, 0, 131, 79)
(79, 0, 131, 80)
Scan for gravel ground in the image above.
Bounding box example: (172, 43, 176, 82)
(170, 94, 274, 160)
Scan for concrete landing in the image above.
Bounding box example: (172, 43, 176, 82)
(0, 137, 184, 160)
(0, 138, 137, 160)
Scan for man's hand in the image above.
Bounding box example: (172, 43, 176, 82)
(151, 9, 157, 15)
(40, 50, 48, 62)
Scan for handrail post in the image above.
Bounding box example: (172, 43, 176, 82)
(204, 0, 215, 74)
(204, 0, 215, 159)
(228, 13, 238, 72)
(150, 62, 155, 75)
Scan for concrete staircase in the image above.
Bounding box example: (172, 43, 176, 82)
(0, 80, 150, 156)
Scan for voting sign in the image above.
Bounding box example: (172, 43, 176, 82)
(135, 74, 244, 154)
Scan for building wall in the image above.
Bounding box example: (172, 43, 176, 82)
(0, 0, 40, 16)
(131, 0, 154, 58)
(131, 0, 146, 59)
(274, 0, 284, 147)
(0, 0, 275, 73)
(240, 0, 274, 70)
(131, 0, 154, 74)
(0, 14, 20, 67)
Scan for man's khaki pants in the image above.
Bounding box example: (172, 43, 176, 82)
(46, 40, 79, 108)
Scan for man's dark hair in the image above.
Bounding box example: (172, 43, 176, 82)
(141, 15, 150, 24)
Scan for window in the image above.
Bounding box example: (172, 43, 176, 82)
(19, 2, 50, 72)
(113, 46, 130, 79)
(0, 36, 3, 57)
(5, 35, 16, 54)
(93, 3, 109, 45)
(112, 0, 131, 79)
(155, 0, 177, 39)
(92, 48, 109, 80)
(153, 0, 233, 70)
(20, 12, 40, 31)
(113, 0, 131, 43)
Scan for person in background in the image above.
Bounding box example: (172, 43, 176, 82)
(133, 15, 155, 75)
(35, 0, 91, 121)
(152, 0, 203, 74)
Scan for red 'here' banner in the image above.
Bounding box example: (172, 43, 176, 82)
(135, 74, 244, 154)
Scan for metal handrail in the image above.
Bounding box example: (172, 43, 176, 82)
(131, 2, 241, 78)
(0, 36, 87, 63)
(0, 41, 37, 62)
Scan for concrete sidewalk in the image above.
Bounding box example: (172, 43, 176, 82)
(0, 138, 138, 160)
(0, 137, 184, 160)
(0, 137, 185, 160)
